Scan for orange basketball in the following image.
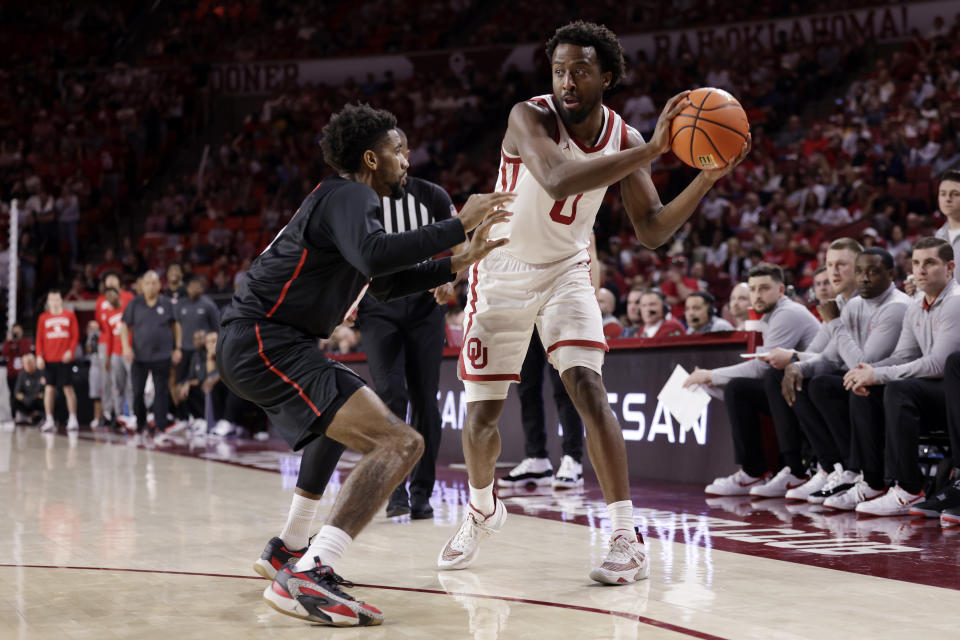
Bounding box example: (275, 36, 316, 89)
(670, 88, 750, 170)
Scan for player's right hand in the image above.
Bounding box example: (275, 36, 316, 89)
(649, 90, 691, 155)
(456, 192, 516, 233)
(451, 209, 513, 273)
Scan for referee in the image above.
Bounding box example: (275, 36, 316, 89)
(359, 129, 458, 520)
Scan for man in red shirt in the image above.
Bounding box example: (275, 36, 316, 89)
(36, 289, 79, 432)
(620, 287, 685, 338)
(660, 256, 700, 319)
(95, 271, 133, 428)
(103, 287, 134, 429)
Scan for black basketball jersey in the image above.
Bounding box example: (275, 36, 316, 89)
(220, 176, 463, 338)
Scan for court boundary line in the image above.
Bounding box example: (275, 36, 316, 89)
(0, 563, 727, 639)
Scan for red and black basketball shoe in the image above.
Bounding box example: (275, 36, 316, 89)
(253, 536, 307, 581)
(263, 559, 383, 627)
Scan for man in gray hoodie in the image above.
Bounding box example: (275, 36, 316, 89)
(684, 263, 821, 496)
(779, 248, 910, 503)
(832, 238, 960, 516)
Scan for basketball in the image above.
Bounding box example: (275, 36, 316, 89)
(670, 88, 750, 170)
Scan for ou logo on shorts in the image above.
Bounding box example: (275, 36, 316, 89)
(466, 337, 487, 369)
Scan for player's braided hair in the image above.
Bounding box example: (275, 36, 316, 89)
(320, 103, 397, 173)
(545, 21, 626, 89)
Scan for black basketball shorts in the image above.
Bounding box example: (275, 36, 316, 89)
(216, 320, 365, 450)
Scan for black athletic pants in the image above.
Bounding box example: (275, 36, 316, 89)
(131, 359, 171, 433)
(946, 352, 960, 461)
(361, 296, 444, 499)
(793, 374, 850, 470)
(519, 330, 583, 462)
(174, 349, 202, 420)
(760, 368, 806, 474)
(883, 378, 946, 494)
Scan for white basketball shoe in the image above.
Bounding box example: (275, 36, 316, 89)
(437, 496, 507, 570)
(590, 528, 650, 585)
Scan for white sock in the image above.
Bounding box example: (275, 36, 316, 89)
(607, 500, 635, 535)
(280, 493, 320, 551)
(45, 413, 54, 423)
(295, 525, 352, 573)
(68, 413, 77, 423)
(469, 480, 495, 515)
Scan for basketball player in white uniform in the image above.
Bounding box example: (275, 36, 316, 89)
(438, 21, 749, 584)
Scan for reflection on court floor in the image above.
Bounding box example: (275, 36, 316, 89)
(1, 428, 957, 639)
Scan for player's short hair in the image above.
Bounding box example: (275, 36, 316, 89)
(747, 263, 785, 284)
(320, 103, 398, 174)
(828, 237, 864, 255)
(860, 247, 894, 270)
(938, 169, 960, 185)
(912, 237, 954, 262)
(686, 291, 717, 316)
(545, 21, 626, 89)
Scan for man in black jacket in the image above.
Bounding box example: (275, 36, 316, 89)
(217, 103, 513, 627)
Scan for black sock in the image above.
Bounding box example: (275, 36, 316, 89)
(863, 471, 885, 491)
(899, 481, 923, 495)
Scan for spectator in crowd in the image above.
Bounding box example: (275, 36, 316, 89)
(597, 287, 622, 339)
(498, 330, 585, 491)
(103, 287, 134, 431)
(660, 256, 701, 319)
(779, 249, 910, 504)
(36, 290, 80, 433)
(683, 264, 821, 496)
(724, 283, 751, 330)
(165, 262, 187, 303)
(13, 353, 44, 425)
(841, 238, 960, 515)
(935, 169, 960, 283)
(811, 267, 833, 306)
(170, 274, 220, 433)
(684, 291, 734, 334)
(2, 324, 34, 395)
(121, 271, 182, 441)
(621, 288, 684, 339)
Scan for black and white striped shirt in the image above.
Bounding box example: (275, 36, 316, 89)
(380, 176, 455, 233)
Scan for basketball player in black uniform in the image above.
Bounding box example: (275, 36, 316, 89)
(359, 129, 459, 519)
(216, 103, 513, 627)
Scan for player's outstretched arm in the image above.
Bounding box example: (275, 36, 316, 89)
(507, 92, 690, 201)
(621, 130, 750, 249)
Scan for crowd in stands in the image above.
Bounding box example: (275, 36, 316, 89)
(3, 3, 960, 359)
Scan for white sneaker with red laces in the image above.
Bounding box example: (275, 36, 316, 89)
(705, 469, 769, 496)
(855, 484, 924, 516)
(437, 497, 507, 570)
(589, 528, 650, 585)
(823, 478, 885, 511)
(750, 466, 808, 498)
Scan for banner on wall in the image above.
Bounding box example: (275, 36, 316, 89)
(341, 340, 749, 485)
(209, 1, 955, 94)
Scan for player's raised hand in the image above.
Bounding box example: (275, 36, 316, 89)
(456, 192, 516, 232)
(450, 209, 513, 273)
(648, 90, 692, 155)
(701, 133, 751, 183)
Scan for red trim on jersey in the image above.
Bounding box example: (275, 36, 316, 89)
(266, 249, 308, 318)
(546, 339, 609, 354)
(500, 150, 521, 164)
(500, 160, 507, 190)
(508, 162, 519, 191)
(500, 150, 521, 192)
(457, 262, 522, 383)
(255, 323, 322, 417)
(562, 106, 614, 154)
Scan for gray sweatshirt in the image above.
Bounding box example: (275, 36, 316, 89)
(687, 316, 735, 334)
(871, 280, 960, 383)
(934, 222, 960, 284)
(711, 296, 822, 385)
(798, 290, 854, 359)
(796, 284, 911, 377)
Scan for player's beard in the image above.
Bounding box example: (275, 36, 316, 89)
(558, 93, 599, 125)
(388, 181, 404, 199)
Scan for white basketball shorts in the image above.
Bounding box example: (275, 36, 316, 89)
(458, 248, 607, 402)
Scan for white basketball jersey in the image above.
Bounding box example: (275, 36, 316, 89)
(492, 95, 632, 264)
